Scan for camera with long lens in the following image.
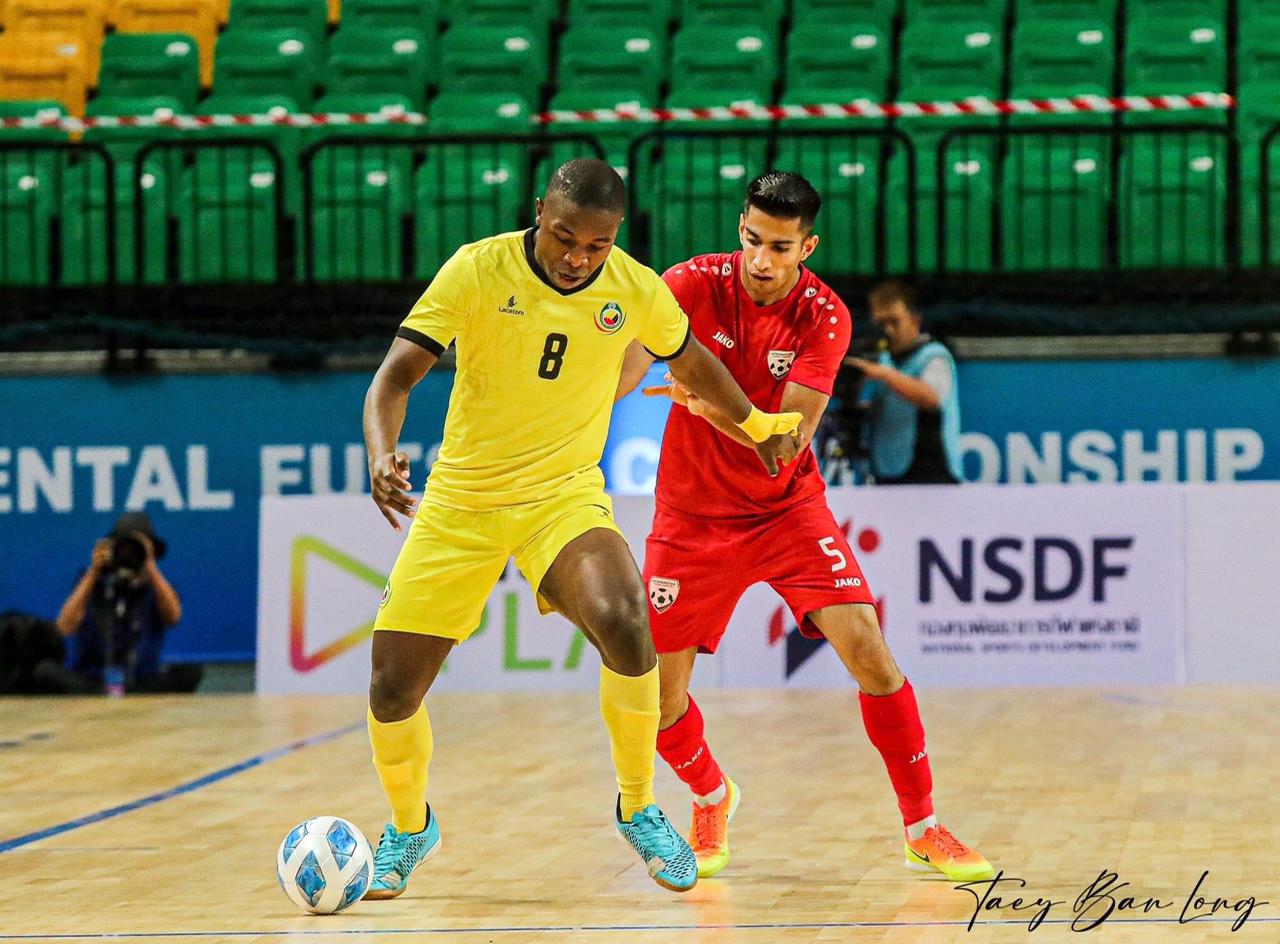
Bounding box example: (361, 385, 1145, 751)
(824, 334, 883, 463)
(109, 535, 148, 578)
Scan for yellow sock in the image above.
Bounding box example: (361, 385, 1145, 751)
(599, 663, 660, 821)
(368, 703, 432, 834)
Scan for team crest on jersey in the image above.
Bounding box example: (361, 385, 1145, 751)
(768, 350, 796, 379)
(595, 301, 625, 334)
(648, 577, 680, 613)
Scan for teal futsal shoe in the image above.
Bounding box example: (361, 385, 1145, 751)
(363, 808, 442, 900)
(615, 799, 699, 892)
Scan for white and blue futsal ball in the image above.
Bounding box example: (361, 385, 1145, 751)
(276, 816, 374, 914)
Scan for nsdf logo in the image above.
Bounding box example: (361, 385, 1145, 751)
(767, 517, 886, 679)
(918, 536, 1134, 605)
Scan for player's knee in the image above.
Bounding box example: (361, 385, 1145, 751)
(583, 591, 653, 671)
(368, 668, 422, 722)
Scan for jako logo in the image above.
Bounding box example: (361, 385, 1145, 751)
(919, 536, 1133, 604)
(713, 330, 735, 349)
(768, 518, 886, 678)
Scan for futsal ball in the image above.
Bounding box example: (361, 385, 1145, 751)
(276, 816, 374, 915)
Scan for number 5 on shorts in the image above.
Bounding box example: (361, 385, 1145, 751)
(818, 536, 846, 572)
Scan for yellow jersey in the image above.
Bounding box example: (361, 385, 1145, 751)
(399, 229, 691, 510)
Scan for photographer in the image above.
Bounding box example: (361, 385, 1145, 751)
(845, 281, 963, 485)
(55, 512, 200, 694)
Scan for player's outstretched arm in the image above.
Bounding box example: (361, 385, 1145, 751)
(666, 338, 803, 476)
(614, 341, 656, 402)
(364, 337, 437, 531)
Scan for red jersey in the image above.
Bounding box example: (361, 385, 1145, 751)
(654, 251, 852, 520)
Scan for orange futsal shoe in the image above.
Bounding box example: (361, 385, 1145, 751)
(904, 824, 995, 882)
(688, 777, 740, 878)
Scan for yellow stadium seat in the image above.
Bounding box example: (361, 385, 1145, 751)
(0, 35, 87, 113)
(112, 0, 217, 86)
(329, 0, 340, 24)
(6, 0, 107, 84)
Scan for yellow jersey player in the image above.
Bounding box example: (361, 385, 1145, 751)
(360, 159, 803, 897)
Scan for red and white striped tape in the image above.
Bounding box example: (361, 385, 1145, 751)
(0, 92, 1234, 132)
(537, 92, 1235, 124)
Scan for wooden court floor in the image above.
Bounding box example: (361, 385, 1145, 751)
(2, 687, 1278, 944)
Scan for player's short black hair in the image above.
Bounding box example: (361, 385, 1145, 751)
(545, 158, 627, 214)
(744, 171, 822, 231)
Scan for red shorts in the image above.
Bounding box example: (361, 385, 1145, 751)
(643, 498, 876, 654)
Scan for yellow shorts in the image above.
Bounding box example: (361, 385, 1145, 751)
(374, 485, 622, 642)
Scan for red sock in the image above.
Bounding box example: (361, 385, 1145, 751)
(656, 695, 724, 797)
(859, 679, 934, 826)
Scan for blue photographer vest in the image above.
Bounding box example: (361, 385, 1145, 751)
(867, 339, 962, 483)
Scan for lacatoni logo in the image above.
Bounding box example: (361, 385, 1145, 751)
(768, 518, 885, 678)
(595, 301, 625, 334)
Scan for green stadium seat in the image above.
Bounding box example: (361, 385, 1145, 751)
(325, 26, 434, 106)
(228, 0, 328, 46)
(773, 134, 906, 273)
(1119, 133, 1227, 268)
(1230, 80, 1279, 266)
(898, 20, 1003, 106)
(1010, 20, 1114, 102)
(340, 0, 441, 36)
(306, 92, 418, 280)
(437, 25, 546, 96)
(557, 26, 664, 103)
(176, 143, 283, 282)
(791, 0, 896, 28)
(414, 144, 525, 276)
(428, 90, 530, 132)
(669, 25, 775, 103)
(645, 88, 770, 268)
(902, 0, 1005, 24)
(897, 17, 1004, 224)
(1126, 0, 1226, 21)
(214, 28, 319, 108)
(197, 93, 302, 209)
(81, 95, 180, 284)
(445, 0, 556, 33)
(784, 23, 891, 103)
(565, 0, 670, 28)
(1012, 0, 1114, 21)
(98, 33, 200, 112)
(0, 100, 67, 143)
(681, 0, 784, 43)
(1000, 135, 1109, 270)
(0, 148, 56, 285)
(1123, 14, 1226, 108)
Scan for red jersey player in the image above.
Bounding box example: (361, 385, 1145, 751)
(616, 172, 995, 882)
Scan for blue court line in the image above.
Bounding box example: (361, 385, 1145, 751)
(3, 916, 1279, 939)
(0, 721, 364, 855)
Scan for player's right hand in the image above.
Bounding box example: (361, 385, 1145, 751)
(90, 539, 112, 574)
(369, 451, 416, 531)
(754, 432, 799, 477)
(641, 372, 691, 408)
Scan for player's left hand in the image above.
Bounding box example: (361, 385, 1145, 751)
(845, 356, 889, 381)
(775, 427, 808, 466)
(641, 372, 693, 409)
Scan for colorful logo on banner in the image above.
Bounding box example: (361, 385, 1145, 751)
(595, 301, 625, 334)
(767, 517, 886, 678)
(289, 536, 387, 672)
